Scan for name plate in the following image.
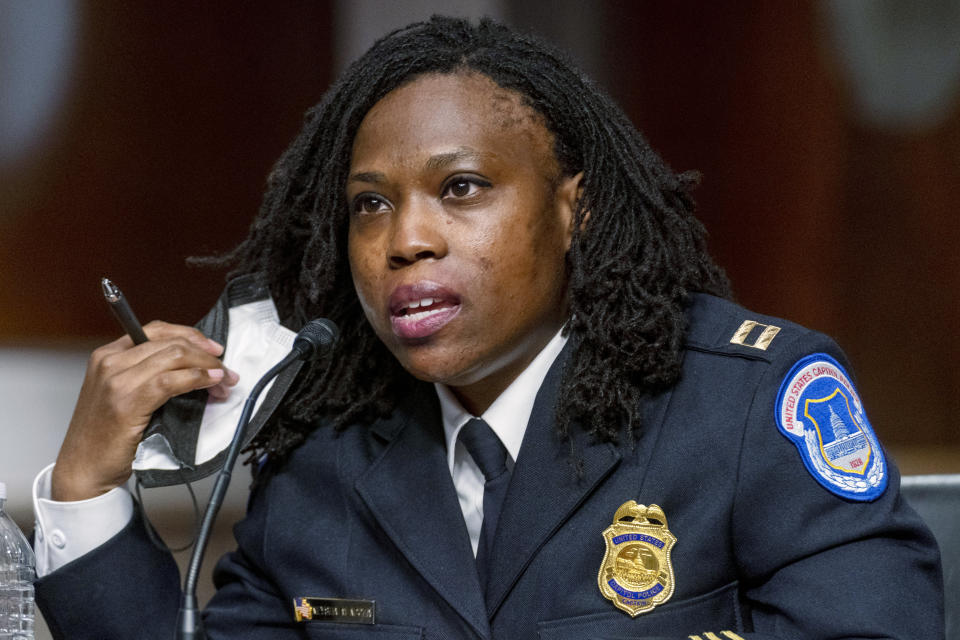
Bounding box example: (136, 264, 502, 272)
(293, 597, 376, 624)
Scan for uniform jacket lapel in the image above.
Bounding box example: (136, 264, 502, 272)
(485, 343, 622, 617)
(354, 383, 491, 639)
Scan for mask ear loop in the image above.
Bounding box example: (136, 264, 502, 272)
(134, 463, 202, 553)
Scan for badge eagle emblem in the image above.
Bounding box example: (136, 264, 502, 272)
(598, 501, 676, 617)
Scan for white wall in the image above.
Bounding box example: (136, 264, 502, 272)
(0, 347, 89, 524)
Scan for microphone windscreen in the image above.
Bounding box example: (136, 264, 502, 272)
(293, 318, 339, 358)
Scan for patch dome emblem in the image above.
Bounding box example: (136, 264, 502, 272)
(776, 353, 887, 501)
(598, 501, 676, 617)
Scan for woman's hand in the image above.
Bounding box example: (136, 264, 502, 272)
(51, 320, 239, 502)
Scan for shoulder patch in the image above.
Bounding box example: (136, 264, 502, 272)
(775, 353, 887, 501)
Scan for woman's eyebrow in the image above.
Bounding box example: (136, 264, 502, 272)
(348, 148, 490, 184)
(424, 147, 486, 171)
(348, 171, 386, 185)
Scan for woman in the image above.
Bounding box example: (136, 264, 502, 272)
(35, 16, 942, 639)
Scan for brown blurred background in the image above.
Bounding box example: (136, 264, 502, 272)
(1, 2, 958, 633)
(3, 1, 956, 458)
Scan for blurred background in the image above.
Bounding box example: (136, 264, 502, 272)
(1, 1, 958, 636)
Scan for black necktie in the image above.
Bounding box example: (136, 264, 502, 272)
(458, 418, 511, 594)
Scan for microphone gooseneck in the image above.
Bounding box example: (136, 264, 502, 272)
(175, 318, 339, 639)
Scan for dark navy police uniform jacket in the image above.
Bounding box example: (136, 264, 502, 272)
(36, 294, 944, 639)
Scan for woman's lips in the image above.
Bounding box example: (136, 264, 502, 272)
(389, 282, 462, 340)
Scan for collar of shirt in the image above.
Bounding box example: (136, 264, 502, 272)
(435, 327, 569, 474)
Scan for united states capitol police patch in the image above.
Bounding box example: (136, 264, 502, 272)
(775, 353, 887, 501)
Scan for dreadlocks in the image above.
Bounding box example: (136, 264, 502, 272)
(215, 16, 729, 461)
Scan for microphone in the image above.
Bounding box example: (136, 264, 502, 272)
(175, 318, 339, 639)
(292, 318, 338, 359)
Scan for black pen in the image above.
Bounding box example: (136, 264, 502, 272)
(101, 278, 149, 345)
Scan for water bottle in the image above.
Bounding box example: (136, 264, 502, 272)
(0, 482, 34, 640)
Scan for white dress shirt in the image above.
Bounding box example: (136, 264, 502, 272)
(435, 327, 568, 556)
(32, 327, 568, 575)
(33, 462, 134, 576)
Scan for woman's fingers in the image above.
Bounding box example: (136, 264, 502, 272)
(51, 322, 238, 501)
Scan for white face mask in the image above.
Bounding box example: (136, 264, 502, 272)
(133, 274, 297, 489)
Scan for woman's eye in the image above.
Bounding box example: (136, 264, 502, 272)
(442, 177, 489, 199)
(353, 194, 389, 215)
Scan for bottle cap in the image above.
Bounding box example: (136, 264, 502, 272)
(0, 481, 5, 500)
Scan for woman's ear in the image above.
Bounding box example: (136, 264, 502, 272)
(557, 171, 588, 250)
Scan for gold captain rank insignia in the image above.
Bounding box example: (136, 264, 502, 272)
(598, 501, 677, 617)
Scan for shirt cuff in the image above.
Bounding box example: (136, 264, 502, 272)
(32, 462, 134, 577)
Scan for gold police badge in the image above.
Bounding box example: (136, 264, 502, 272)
(598, 501, 676, 617)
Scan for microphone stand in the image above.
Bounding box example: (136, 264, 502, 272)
(174, 318, 336, 639)
(175, 348, 301, 639)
